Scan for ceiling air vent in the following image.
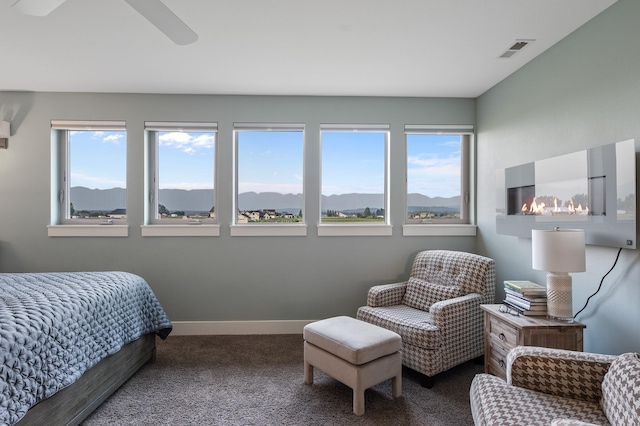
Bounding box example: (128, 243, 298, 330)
(499, 39, 535, 59)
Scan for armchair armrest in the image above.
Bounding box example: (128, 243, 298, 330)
(430, 293, 482, 327)
(507, 346, 617, 404)
(430, 294, 485, 367)
(366, 282, 407, 307)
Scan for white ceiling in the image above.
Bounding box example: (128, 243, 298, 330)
(0, 0, 617, 98)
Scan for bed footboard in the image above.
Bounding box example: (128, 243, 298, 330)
(17, 333, 156, 426)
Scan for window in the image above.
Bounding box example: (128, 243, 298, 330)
(232, 123, 305, 236)
(146, 122, 217, 223)
(141, 122, 218, 237)
(50, 120, 127, 233)
(405, 125, 472, 225)
(320, 124, 389, 230)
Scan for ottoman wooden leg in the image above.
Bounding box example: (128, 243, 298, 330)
(353, 389, 365, 416)
(304, 360, 314, 384)
(392, 374, 402, 398)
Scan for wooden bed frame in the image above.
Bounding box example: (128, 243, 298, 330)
(17, 333, 156, 426)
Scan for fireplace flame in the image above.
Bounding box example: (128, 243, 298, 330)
(522, 197, 546, 214)
(519, 196, 589, 216)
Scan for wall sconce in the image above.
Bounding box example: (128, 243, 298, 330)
(532, 228, 586, 322)
(0, 121, 9, 149)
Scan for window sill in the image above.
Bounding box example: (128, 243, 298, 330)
(317, 224, 392, 236)
(230, 224, 307, 237)
(47, 224, 129, 237)
(141, 224, 220, 237)
(402, 224, 477, 236)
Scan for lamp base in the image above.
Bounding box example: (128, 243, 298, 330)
(546, 272, 574, 323)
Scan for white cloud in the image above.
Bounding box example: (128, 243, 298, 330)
(103, 134, 123, 143)
(407, 155, 459, 177)
(159, 132, 214, 153)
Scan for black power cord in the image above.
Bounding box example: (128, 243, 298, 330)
(573, 247, 623, 320)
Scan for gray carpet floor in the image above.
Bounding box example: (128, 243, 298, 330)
(82, 335, 482, 425)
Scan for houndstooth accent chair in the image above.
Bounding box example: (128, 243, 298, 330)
(356, 250, 496, 388)
(470, 346, 640, 426)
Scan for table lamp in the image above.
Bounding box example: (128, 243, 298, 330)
(532, 228, 585, 322)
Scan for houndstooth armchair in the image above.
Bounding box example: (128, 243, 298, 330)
(470, 346, 640, 426)
(356, 250, 496, 388)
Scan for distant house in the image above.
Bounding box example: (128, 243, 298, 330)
(108, 208, 126, 219)
(246, 211, 261, 221)
(237, 212, 249, 223)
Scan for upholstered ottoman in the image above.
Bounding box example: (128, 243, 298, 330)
(303, 316, 402, 416)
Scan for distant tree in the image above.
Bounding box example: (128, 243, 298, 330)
(70, 203, 75, 216)
(364, 207, 372, 217)
(568, 193, 589, 210)
(618, 193, 635, 212)
(535, 195, 559, 209)
(298, 210, 303, 218)
(376, 208, 384, 217)
(174, 211, 185, 216)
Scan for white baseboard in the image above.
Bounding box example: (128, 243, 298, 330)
(170, 320, 317, 336)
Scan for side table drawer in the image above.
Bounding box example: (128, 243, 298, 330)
(487, 340, 510, 379)
(487, 315, 519, 347)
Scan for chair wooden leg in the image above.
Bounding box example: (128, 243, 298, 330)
(419, 374, 434, 389)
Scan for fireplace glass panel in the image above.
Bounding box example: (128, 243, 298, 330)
(496, 139, 636, 249)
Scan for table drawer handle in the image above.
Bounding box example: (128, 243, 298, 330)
(499, 359, 506, 368)
(499, 333, 506, 341)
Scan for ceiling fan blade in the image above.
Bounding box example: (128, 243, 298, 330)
(12, 0, 67, 16)
(124, 0, 198, 45)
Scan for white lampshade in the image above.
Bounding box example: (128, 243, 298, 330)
(532, 228, 585, 273)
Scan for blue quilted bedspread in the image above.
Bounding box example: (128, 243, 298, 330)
(0, 271, 172, 425)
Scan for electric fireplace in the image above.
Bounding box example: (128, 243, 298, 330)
(496, 139, 636, 249)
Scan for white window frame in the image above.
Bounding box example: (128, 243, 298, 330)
(318, 124, 391, 237)
(48, 120, 128, 237)
(402, 125, 476, 237)
(141, 122, 220, 237)
(231, 123, 307, 237)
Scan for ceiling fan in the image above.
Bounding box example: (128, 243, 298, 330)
(11, 0, 198, 45)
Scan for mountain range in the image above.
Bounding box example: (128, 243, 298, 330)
(69, 187, 459, 213)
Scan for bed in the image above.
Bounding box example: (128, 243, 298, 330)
(0, 271, 172, 426)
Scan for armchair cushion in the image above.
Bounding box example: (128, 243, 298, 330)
(601, 352, 640, 425)
(356, 305, 440, 349)
(470, 373, 609, 426)
(410, 250, 491, 296)
(402, 277, 462, 311)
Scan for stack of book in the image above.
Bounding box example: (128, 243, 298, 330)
(503, 280, 548, 316)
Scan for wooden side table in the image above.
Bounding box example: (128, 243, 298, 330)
(481, 304, 586, 380)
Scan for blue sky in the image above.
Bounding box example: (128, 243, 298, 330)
(69, 130, 461, 199)
(238, 131, 303, 194)
(69, 131, 127, 189)
(159, 131, 215, 190)
(407, 133, 461, 198)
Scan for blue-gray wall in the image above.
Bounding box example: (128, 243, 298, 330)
(0, 94, 476, 321)
(477, 0, 640, 354)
